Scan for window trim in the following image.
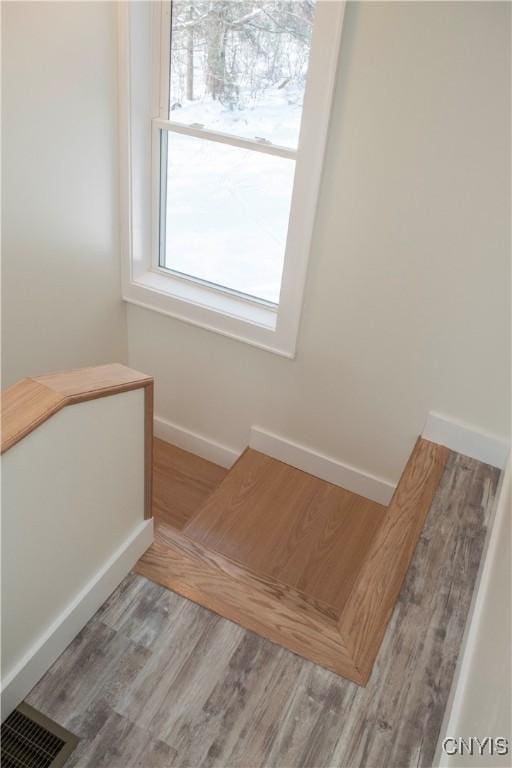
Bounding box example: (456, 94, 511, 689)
(119, 0, 346, 358)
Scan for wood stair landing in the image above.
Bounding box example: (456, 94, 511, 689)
(135, 439, 448, 685)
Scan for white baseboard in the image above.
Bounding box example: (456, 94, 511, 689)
(154, 415, 240, 468)
(423, 413, 509, 469)
(250, 426, 395, 505)
(1, 519, 153, 720)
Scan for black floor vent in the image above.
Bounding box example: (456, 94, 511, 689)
(1, 702, 78, 768)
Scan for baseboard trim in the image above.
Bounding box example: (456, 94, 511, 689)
(154, 415, 240, 469)
(250, 426, 395, 505)
(1, 518, 153, 720)
(423, 413, 509, 469)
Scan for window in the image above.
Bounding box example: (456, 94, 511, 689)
(160, 1, 313, 305)
(120, 1, 345, 356)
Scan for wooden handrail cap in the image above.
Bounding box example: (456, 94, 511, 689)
(1, 363, 153, 454)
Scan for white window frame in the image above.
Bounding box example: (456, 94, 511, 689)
(119, 1, 345, 358)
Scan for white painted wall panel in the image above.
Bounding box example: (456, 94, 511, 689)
(1, 389, 145, 685)
(2, 1, 509, 487)
(1, 1, 127, 387)
(127, 1, 510, 484)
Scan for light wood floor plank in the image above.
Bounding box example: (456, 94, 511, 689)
(25, 451, 500, 768)
(338, 438, 449, 680)
(183, 448, 386, 609)
(116, 603, 229, 734)
(66, 702, 177, 768)
(152, 438, 227, 529)
(139, 441, 445, 683)
(171, 633, 289, 768)
(133, 523, 355, 678)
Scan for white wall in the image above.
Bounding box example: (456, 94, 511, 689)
(127, 1, 510, 483)
(1, 1, 127, 388)
(436, 461, 511, 766)
(2, 2, 509, 483)
(1, 389, 151, 718)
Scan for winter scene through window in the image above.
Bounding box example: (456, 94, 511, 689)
(159, 1, 315, 304)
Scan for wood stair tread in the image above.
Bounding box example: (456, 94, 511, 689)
(183, 448, 387, 612)
(137, 438, 448, 684)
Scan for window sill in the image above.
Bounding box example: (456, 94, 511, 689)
(123, 269, 296, 358)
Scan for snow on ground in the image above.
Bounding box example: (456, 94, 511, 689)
(170, 84, 304, 147)
(163, 89, 302, 303)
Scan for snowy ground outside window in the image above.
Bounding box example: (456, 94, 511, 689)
(161, 1, 315, 303)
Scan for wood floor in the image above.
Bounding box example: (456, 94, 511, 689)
(25, 451, 500, 767)
(136, 439, 447, 683)
(182, 449, 387, 610)
(152, 438, 227, 530)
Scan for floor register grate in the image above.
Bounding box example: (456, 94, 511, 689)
(1, 703, 78, 768)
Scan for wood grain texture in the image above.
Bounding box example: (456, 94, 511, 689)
(0, 379, 64, 453)
(184, 448, 387, 610)
(133, 522, 359, 680)
(34, 363, 152, 400)
(152, 438, 227, 529)
(1, 363, 154, 521)
(138, 440, 446, 684)
(1, 363, 152, 454)
(339, 438, 449, 682)
(144, 383, 154, 520)
(25, 452, 500, 767)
